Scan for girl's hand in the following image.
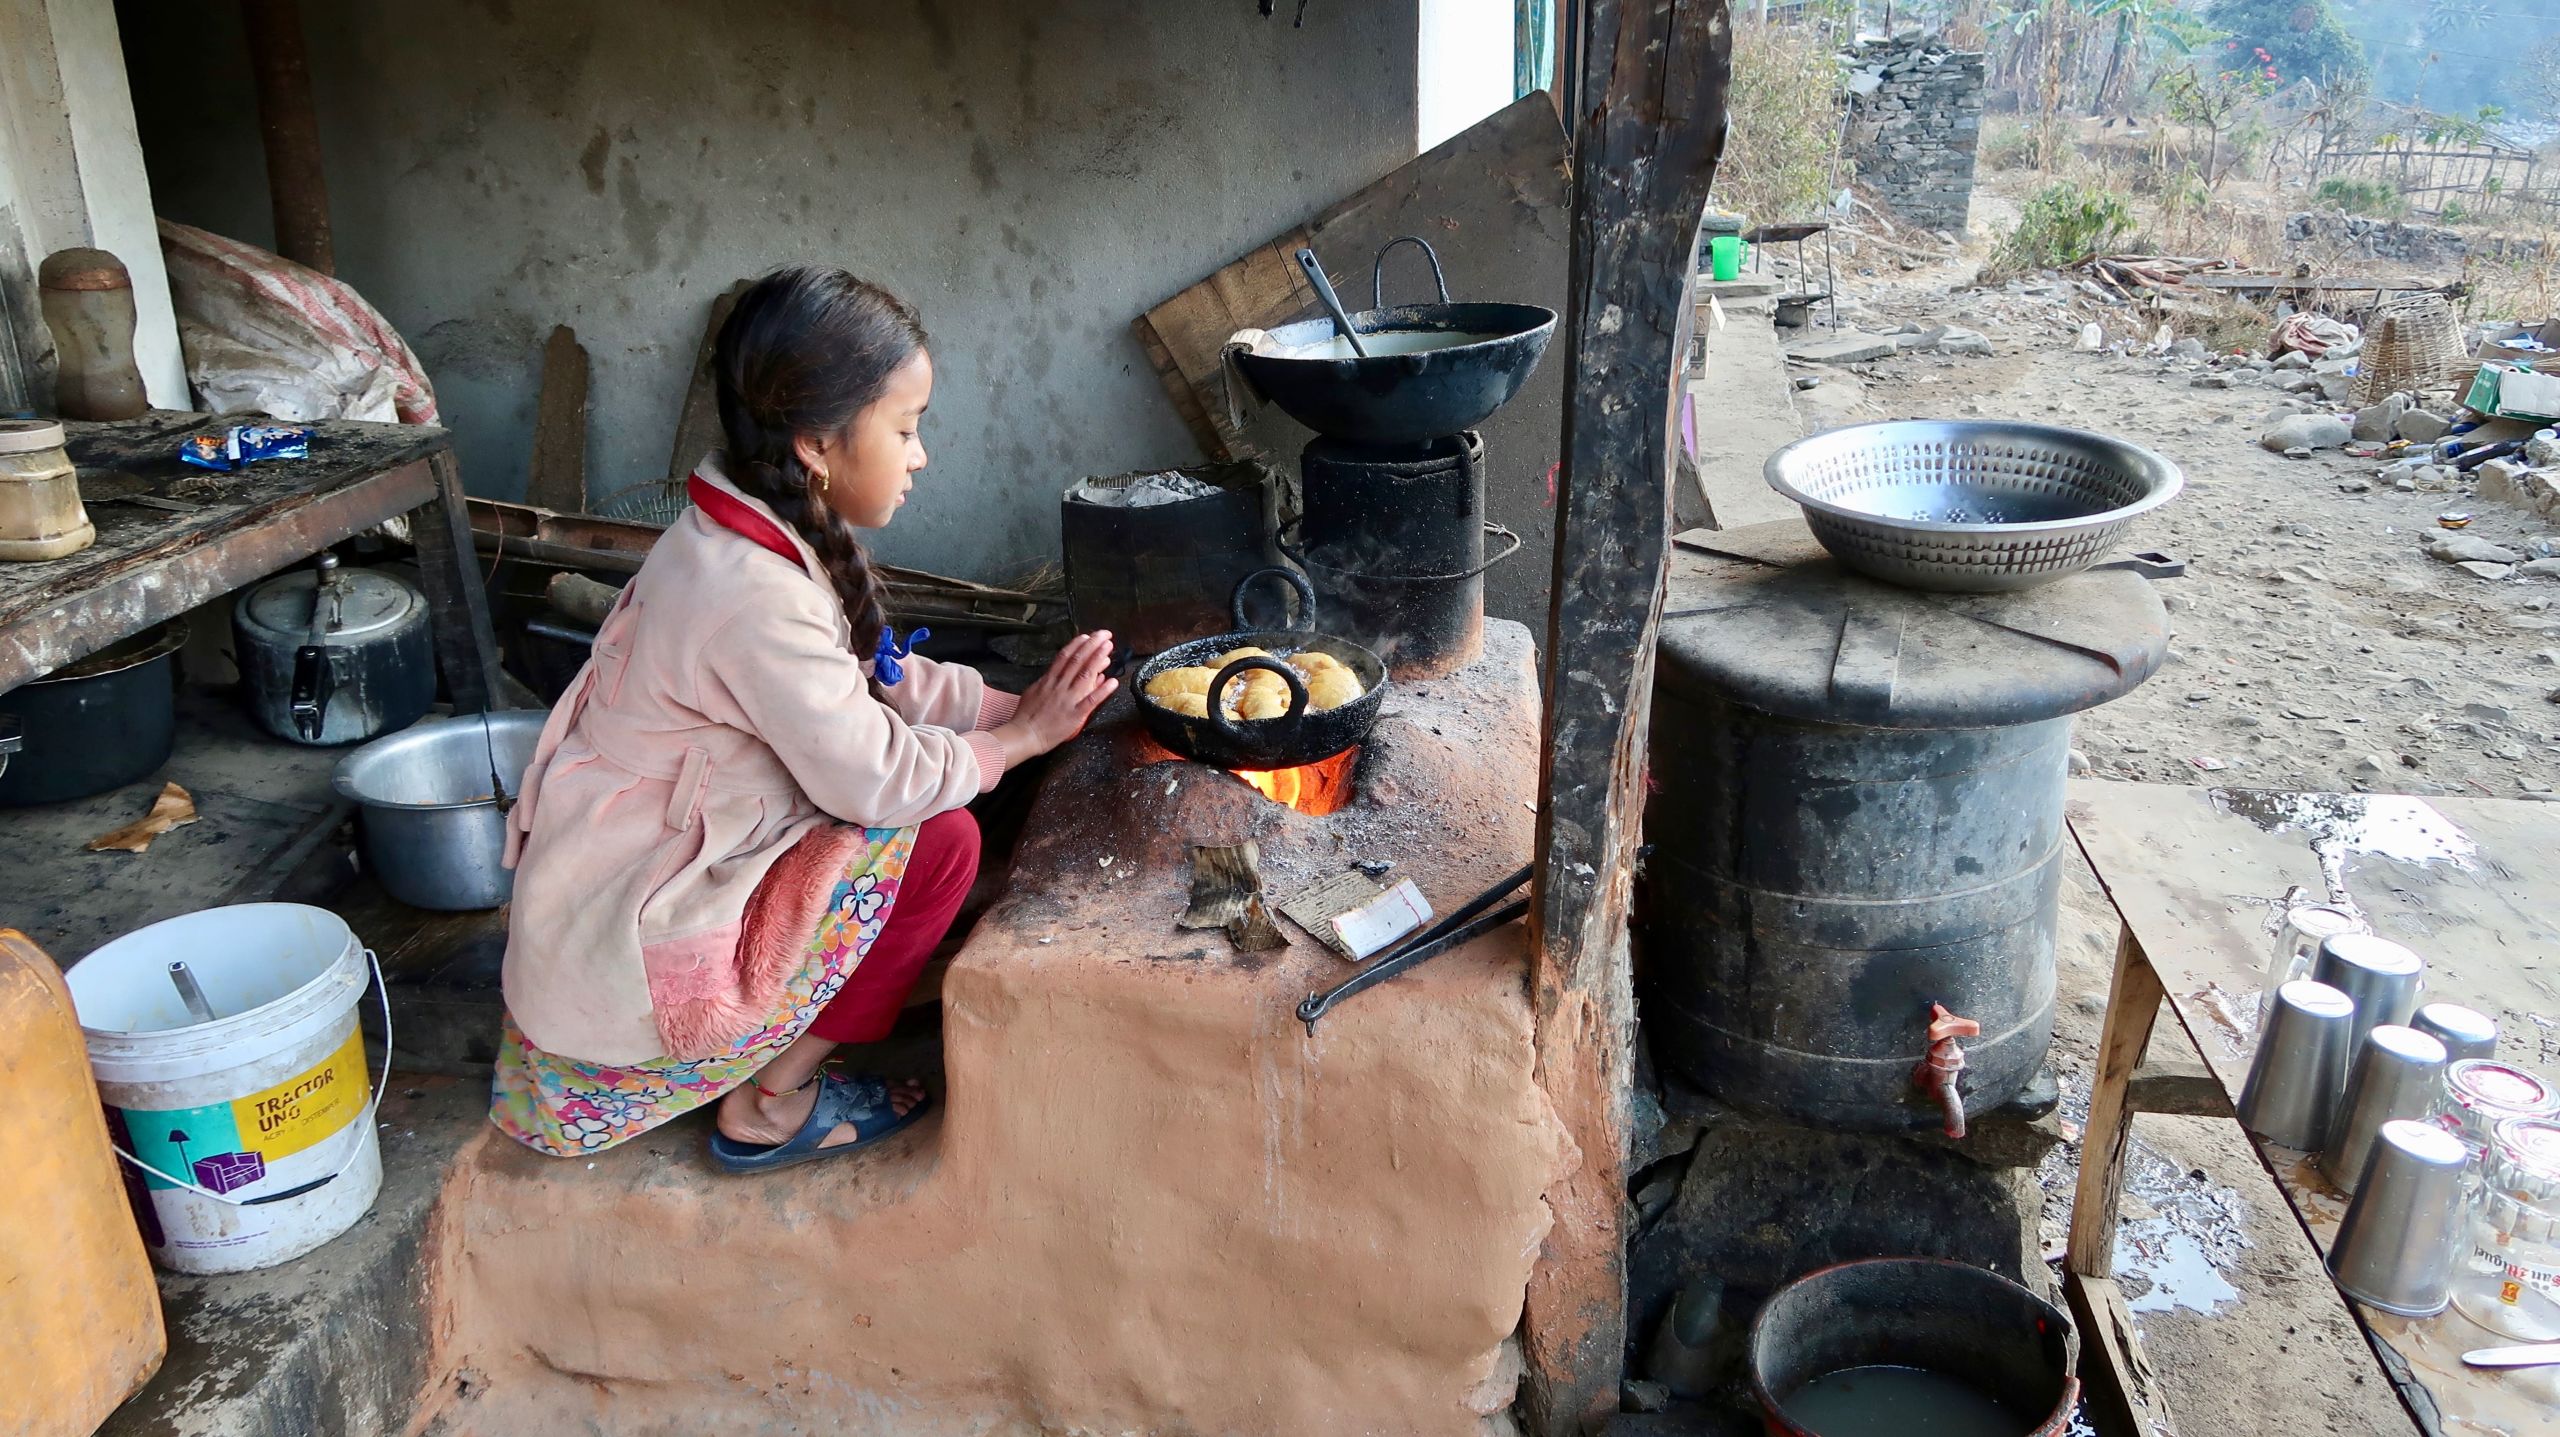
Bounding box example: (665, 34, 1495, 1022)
(995, 631, 1116, 766)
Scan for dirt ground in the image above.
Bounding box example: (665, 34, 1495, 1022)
(1747, 206, 2560, 1434)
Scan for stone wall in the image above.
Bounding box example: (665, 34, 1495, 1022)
(2283, 209, 2551, 267)
(1843, 38, 1985, 235)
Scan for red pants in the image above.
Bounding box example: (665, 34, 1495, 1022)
(805, 808, 980, 1044)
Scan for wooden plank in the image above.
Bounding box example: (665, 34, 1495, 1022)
(2125, 1052, 2233, 1118)
(2064, 1271, 2182, 1437)
(1131, 90, 1568, 461)
(409, 450, 506, 714)
(0, 451, 441, 693)
(523, 324, 590, 513)
(664, 281, 750, 485)
(2066, 928, 2165, 1278)
(1522, 5, 1732, 1433)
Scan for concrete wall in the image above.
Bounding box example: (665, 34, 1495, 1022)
(1, 0, 187, 412)
(1843, 37, 1984, 236)
(119, 0, 1418, 582)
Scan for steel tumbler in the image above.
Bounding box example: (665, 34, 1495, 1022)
(2322, 1024, 2449, 1195)
(2329, 1119, 2471, 1317)
(2238, 979, 2358, 1151)
(2312, 932, 2423, 1056)
(2413, 1002, 2499, 1064)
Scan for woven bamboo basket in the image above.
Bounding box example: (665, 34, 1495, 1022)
(2351, 293, 2465, 407)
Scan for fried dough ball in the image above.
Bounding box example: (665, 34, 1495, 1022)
(1157, 691, 1209, 719)
(1145, 666, 1213, 702)
(1286, 649, 1346, 678)
(1214, 645, 1271, 668)
(1306, 667, 1365, 711)
(1234, 669, 1295, 720)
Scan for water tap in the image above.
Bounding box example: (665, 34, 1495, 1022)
(1913, 1002, 1981, 1140)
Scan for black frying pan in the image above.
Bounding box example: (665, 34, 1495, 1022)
(1229, 236, 1558, 446)
(1134, 568, 1387, 770)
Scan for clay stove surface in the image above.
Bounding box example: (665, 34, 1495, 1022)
(418, 621, 1563, 1436)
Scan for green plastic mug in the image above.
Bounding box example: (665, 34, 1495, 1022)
(1709, 234, 1744, 282)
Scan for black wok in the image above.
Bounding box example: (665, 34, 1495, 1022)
(1135, 568, 1387, 771)
(1231, 237, 1557, 446)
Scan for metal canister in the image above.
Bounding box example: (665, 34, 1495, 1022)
(2328, 1118, 2472, 1317)
(2238, 980, 2358, 1151)
(2412, 1003, 2499, 1063)
(2322, 1025, 2448, 1195)
(2311, 932, 2423, 1056)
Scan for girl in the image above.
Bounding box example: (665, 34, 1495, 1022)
(492, 266, 1114, 1171)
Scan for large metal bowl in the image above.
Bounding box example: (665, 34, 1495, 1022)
(334, 709, 548, 910)
(1763, 420, 2183, 592)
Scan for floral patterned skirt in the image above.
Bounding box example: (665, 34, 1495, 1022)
(489, 825, 916, 1156)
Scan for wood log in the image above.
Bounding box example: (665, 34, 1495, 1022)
(1523, 4, 1733, 1433)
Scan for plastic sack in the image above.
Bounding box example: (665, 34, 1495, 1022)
(157, 219, 438, 425)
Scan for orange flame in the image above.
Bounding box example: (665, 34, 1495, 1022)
(1229, 749, 1358, 816)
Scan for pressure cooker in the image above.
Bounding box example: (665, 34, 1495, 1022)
(234, 553, 435, 745)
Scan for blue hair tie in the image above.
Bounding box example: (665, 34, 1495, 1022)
(874, 625, 929, 686)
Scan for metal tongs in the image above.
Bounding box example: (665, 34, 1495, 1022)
(1295, 864, 1532, 1035)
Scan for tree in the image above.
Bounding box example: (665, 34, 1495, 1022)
(2204, 0, 2368, 88)
(2527, 36, 2560, 130)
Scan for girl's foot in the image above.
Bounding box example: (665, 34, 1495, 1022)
(716, 1073, 927, 1149)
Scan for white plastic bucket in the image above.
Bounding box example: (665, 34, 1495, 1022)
(65, 904, 390, 1274)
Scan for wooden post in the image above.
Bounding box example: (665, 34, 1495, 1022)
(239, 0, 334, 275)
(1523, 3, 1731, 1433)
(410, 450, 507, 714)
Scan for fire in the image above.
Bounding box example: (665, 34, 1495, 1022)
(1229, 749, 1359, 816)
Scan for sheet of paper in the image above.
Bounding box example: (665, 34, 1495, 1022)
(1332, 879, 1433, 961)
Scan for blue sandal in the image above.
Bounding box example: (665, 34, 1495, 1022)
(707, 1071, 931, 1173)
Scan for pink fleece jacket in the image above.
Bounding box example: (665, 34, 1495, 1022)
(499, 457, 1018, 1064)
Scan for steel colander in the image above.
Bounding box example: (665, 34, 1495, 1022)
(1762, 420, 2183, 592)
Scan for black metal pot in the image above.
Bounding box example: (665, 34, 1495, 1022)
(0, 619, 185, 806)
(1230, 237, 1557, 446)
(1749, 1258, 2079, 1437)
(1134, 568, 1387, 770)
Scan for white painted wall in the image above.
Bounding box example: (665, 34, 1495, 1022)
(0, 0, 187, 410)
(1417, 0, 1516, 152)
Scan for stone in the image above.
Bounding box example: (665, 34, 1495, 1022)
(1620, 1379, 1672, 1414)
(2068, 748, 2092, 776)
(2280, 374, 2324, 394)
(2520, 558, 2560, 578)
(1786, 332, 1898, 364)
(2458, 561, 2515, 580)
(2395, 409, 2451, 443)
(2395, 477, 2418, 492)
(2075, 322, 2104, 351)
(2194, 373, 2236, 389)
(2426, 532, 2525, 565)
(2359, 754, 2392, 775)
(2319, 375, 2353, 404)
(2274, 349, 2312, 370)
(1938, 327, 1994, 356)
(2352, 394, 2410, 442)
(1792, 374, 1820, 391)
(2283, 446, 2313, 459)
(2339, 479, 2372, 493)
(2261, 414, 2351, 452)
(2170, 337, 2209, 361)
(2478, 459, 2531, 505)
(2528, 430, 2560, 466)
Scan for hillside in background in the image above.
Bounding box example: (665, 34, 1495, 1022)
(2334, 0, 2560, 138)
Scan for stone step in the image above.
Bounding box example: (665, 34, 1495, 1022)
(102, 1076, 485, 1437)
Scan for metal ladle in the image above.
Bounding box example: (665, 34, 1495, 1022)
(1293, 247, 1369, 358)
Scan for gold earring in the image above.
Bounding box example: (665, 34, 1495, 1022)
(811, 467, 831, 494)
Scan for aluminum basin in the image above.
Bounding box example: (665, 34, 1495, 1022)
(333, 709, 547, 911)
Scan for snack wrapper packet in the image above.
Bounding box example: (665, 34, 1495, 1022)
(180, 424, 311, 472)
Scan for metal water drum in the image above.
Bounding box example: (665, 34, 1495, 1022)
(1639, 520, 2167, 1129)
